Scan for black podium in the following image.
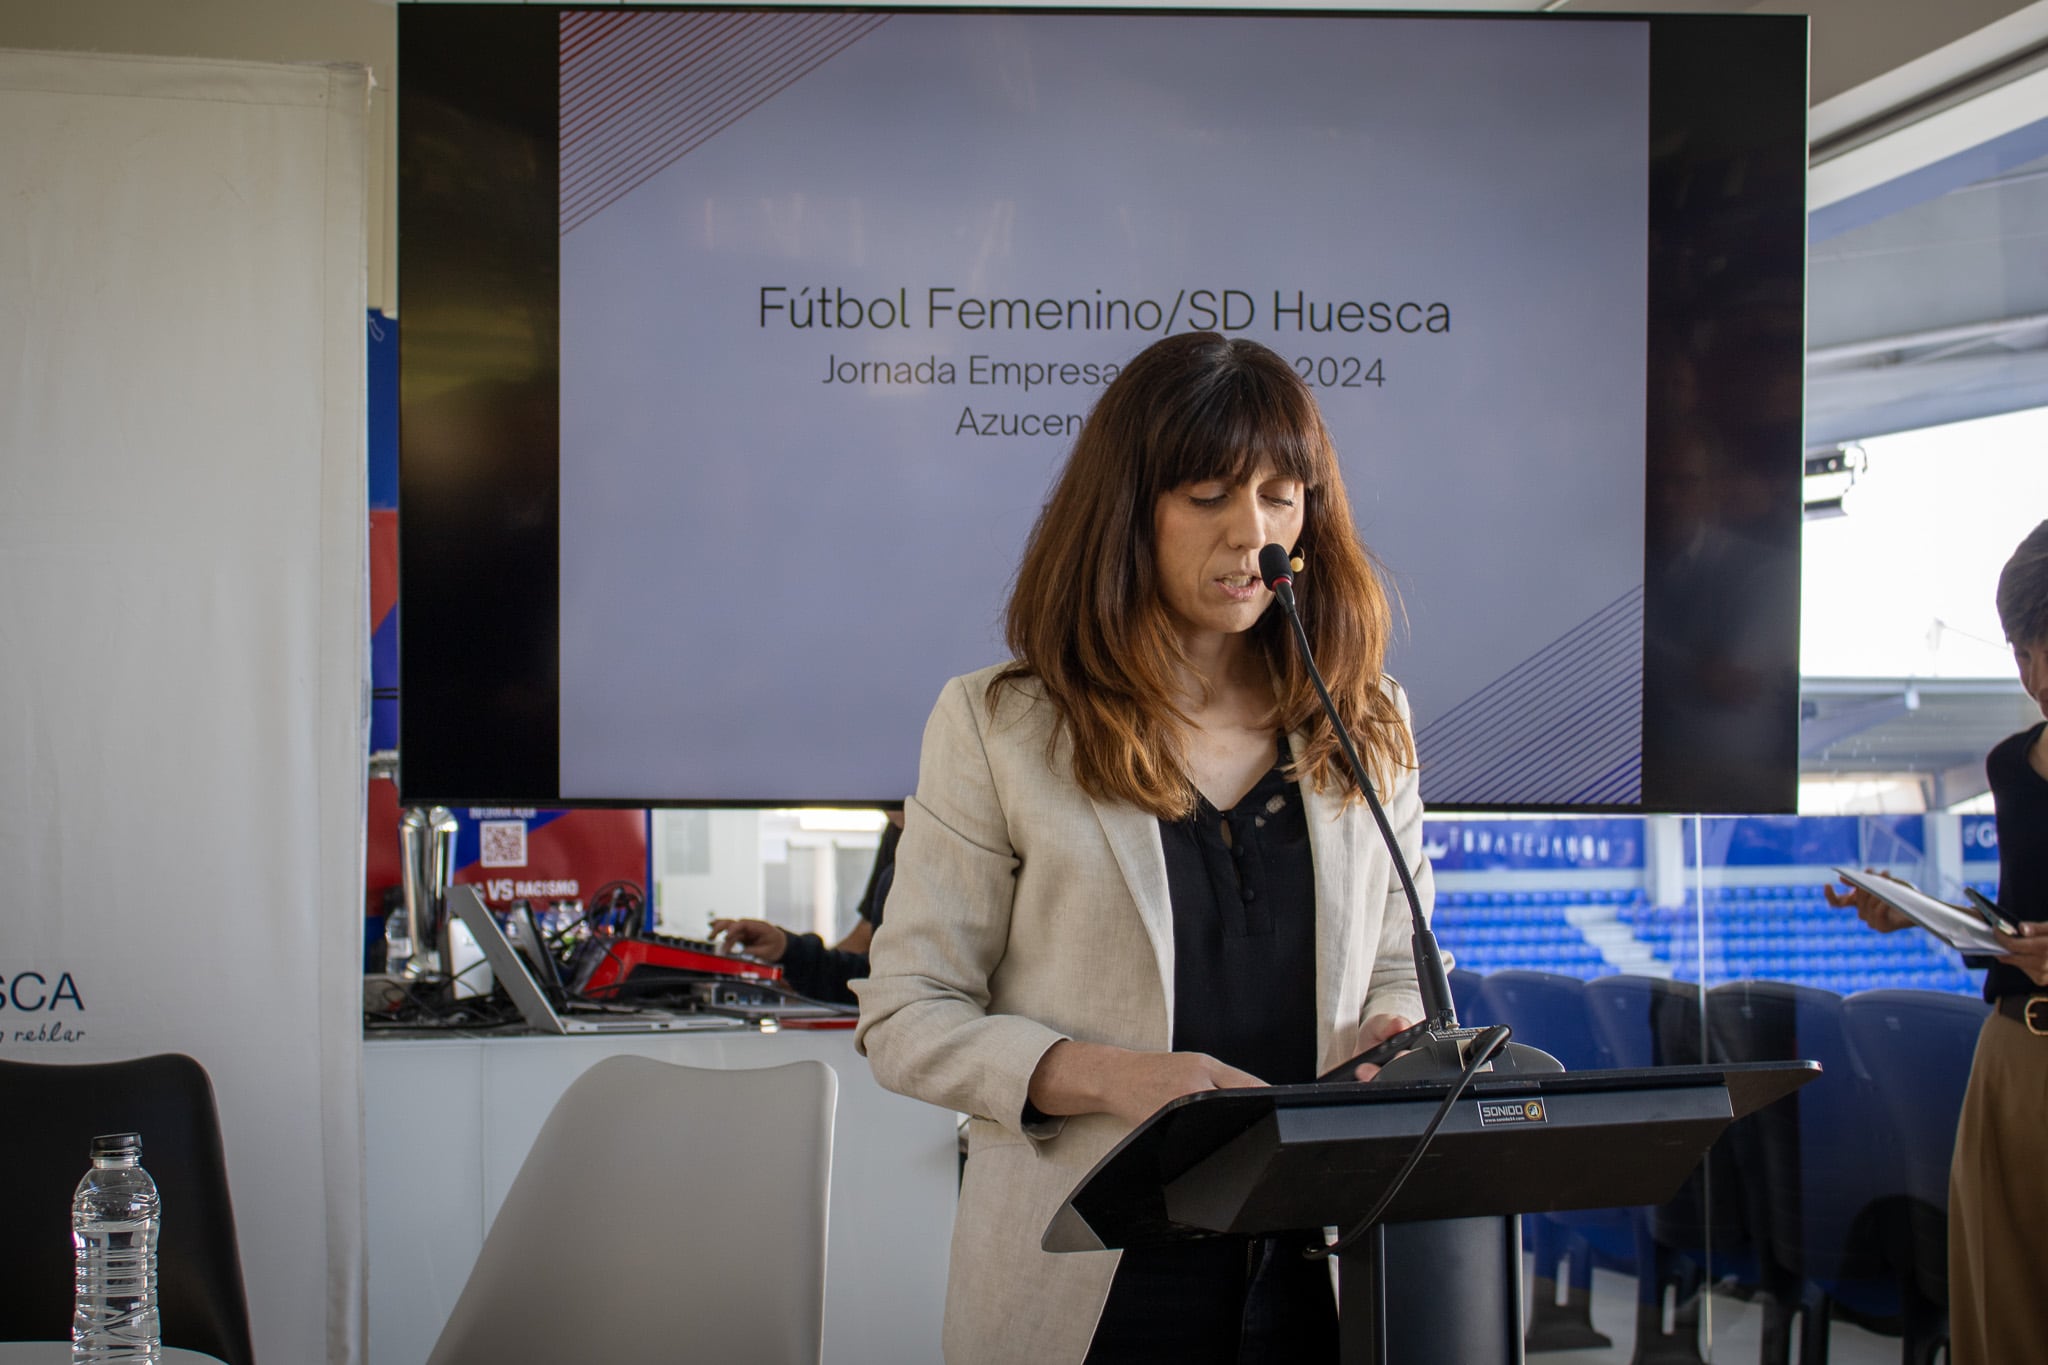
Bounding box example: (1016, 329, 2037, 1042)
(1045, 1061, 1817, 1364)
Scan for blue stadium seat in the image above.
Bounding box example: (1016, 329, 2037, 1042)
(1840, 990, 1989, 1360)
(1706, 981, 1923, 1362)
(1841, 993, 1987, 1205)
(1446, 965, 1489, 1027)
(1478, 971, 1628, 1351)
(1481, 971, 1608, 1071)
(1583, 975, 1753, 1361)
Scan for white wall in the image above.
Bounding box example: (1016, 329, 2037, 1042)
(654, 808, 766, 938)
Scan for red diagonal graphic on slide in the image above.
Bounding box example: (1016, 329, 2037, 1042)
(560, 10, 891, 237)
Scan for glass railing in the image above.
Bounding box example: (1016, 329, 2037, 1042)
(1429, 810, 1990, 1364)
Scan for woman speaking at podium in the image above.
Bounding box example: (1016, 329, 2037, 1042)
(855, 331, 1432, 1364)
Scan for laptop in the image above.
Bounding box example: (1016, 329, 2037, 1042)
(447, 885, 741, 1035)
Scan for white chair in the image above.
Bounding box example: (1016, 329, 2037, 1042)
(427, 1055, 837, 1365)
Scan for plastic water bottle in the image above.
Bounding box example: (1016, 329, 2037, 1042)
(71, 1131, 161, 1362)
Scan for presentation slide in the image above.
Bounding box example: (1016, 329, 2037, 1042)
(557, 11, 1649, 805)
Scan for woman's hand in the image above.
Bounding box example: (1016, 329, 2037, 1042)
(1027, 1039, 1264, 1129)
(709, 917, 789, 962)
(1997, 922, 2048, 987)
(1823, 871, 1914, 933)
(1349, 1012, 1421, 1082)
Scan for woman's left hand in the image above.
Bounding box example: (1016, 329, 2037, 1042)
(1997, 922, 2048, 987)
(1350, 1012, 1420, 1082)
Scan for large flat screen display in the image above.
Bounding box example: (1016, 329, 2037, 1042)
(399, 6, 1807, 812)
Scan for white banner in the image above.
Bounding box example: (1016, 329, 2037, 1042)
(0, 50, 367, 1364)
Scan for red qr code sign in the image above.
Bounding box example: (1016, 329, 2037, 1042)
(480, 820, 528, 868)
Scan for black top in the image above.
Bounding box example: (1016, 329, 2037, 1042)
(1158, 743, 1320, 1086)
(1983, 721, 2047, 1004)
(852, 821, 902, 925)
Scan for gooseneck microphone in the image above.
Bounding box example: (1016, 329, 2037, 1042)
(1264, 544, 1557, 1261)
(1258, 544, 1455, 1035)
(1258, 543, 1560, 1087)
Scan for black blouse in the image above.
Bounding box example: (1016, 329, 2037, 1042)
(1158, 742, 1320, 1086)
(1982, 721, 2047, 1004)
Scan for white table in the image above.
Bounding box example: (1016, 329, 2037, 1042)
(0, 1349, 225, 1364)
(364, 1028, 956, 1365)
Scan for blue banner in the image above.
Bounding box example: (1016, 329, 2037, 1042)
(1687, 814, 1924, 867)
(1423, 818, 1645, 871)
(368, 311, 397, 511)
(1422, 815, 1941, 873)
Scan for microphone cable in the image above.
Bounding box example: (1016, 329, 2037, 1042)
(1306, 1024, 1512, 1261)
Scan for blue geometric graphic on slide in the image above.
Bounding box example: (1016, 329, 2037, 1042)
(1415, 586, 1644, 807)
(559, 9, 893, 236)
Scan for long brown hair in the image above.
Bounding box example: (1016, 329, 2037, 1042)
(993, 331, 1414, 819)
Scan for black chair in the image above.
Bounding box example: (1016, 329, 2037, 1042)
(1585, 973, 1756, 1365)
(1448, 964, 1491, 1025)
(1841, 988, 1990, 1365)
(1707, 980, 1932, 1365)
(0, 1053, 253, 1365)
(1481, 969, 1633, 1353)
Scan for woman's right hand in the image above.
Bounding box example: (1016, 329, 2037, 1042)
(1027, 1039, 1264, 1129)
(709, 917, 790, 962)
(1822, 870, 1914, 933)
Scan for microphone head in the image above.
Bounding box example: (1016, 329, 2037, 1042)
(1258, 543, 1294, 591)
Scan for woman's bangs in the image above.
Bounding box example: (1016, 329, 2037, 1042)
(1152, 379, 1328, 493)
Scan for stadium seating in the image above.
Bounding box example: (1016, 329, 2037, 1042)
(1841, 987, 1991, 1363)
(1478, 970, 1631, 1353)
(1582, 974, 1753, 1364)
(1706, 981, 1928, 1364)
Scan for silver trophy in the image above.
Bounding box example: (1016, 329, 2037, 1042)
(392, 805, 461, 977)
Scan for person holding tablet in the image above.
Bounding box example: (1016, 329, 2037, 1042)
(1826, 519, 2048, 1365)
(853, 331, 1430, 1364)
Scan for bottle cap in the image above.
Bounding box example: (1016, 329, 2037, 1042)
(90, 1133, 141, 1160)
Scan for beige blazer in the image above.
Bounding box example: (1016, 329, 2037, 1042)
(853, 663, 1431, 1365)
